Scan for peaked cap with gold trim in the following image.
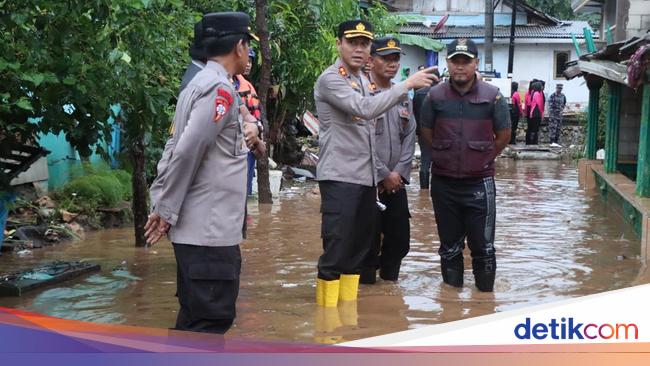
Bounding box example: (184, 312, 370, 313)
(371, 36, 405, 56)
(337, 20, 374, 40)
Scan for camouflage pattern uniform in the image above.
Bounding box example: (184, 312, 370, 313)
(548, 91, 566, 144)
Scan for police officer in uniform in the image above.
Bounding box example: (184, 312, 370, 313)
(360, 36, 416, 284)
(314, 20, 437, 307)
(145, 12, 265, 334)
(151, 16, 263, 207)
(419, 39, 511, 292)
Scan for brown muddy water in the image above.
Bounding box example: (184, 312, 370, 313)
(0, 160, 645, 343)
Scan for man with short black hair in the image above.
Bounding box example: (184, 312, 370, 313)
(420, 38, 511, 292)
(314, 20, 437, 307)
(145, 12, 265, 334)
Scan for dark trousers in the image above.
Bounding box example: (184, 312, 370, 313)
(525, 116, 541, 145)
(318, 180, 377, 280)
(509, 110, 520, 144)
(363, 188, 411, 280)
(418, 134, 432, 188)
(430, 175, 496, 266)
(173, 243, 241, 334)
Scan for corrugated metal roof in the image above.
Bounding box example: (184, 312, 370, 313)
(400, 21, 595, 40)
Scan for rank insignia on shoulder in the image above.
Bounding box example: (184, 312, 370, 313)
(350, 81, 359, 89)
(369, 83, 377, 92)
(495, 95, 502, 101)
(338, 66, 348, 77)
(214, 88, 233, 123)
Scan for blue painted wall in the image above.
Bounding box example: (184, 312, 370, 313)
(33, 104, 122, 190)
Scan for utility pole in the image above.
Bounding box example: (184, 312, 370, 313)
(484, 0, 494, 72)
(507, 0, 517, 75)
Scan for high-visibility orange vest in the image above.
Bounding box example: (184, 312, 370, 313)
(236, 74, 261, 119)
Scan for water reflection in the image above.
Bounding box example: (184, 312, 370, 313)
(0, 160, 643, 343)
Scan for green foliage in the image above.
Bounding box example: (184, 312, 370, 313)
(1, 1, 195, 189)
(526, 0, 575, 20)
(527, 0, 600, 30)
(0, 0, 118, 180)
(106, 0, 195, 153)
(110, 170, 133, 200)
(59, 169, 132, 210)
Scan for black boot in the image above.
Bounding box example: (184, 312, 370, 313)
(359, 267, 377, 284)
(472, 256, 496, 292)
(419, 171, 430, 190)
(379, 263, 401, 281)
(441, 254, 464, 287)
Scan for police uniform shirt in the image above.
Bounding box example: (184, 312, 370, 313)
(314, 59, 411, 187)
(370, 81, 417, 183)
(150, 63, 247, 213)
(154, 61, 249, 247)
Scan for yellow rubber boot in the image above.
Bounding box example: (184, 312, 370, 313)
(339, 274, 360, 302)
(316, 279, 340, 307)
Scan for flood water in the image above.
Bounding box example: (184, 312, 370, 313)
(0, 159, 645, 343)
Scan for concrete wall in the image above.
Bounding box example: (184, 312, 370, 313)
(398, 41, 590, 107)
(618, 86, 644, 162)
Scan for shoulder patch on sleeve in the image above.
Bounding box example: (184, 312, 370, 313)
(214, 87, 233, 124)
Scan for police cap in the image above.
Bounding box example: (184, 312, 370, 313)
(371, 36, 404, 56)
(337, 20, 374, 40)
(447, 38, 478, 59)
(201, 12, 259, 42)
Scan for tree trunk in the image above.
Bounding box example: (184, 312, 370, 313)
(130, 134, 148, 246)
(255, 0, 273, 204)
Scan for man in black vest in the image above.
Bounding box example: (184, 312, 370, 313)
(419, 38, 511, 292)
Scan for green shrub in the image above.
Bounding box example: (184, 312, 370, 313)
(85, 175, 124, 206)
(61, 178, 102, 206)
(59, 169, 132, 209)
(112, 170, 132, 200)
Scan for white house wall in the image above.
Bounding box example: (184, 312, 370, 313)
(398, 42, 590, 107)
